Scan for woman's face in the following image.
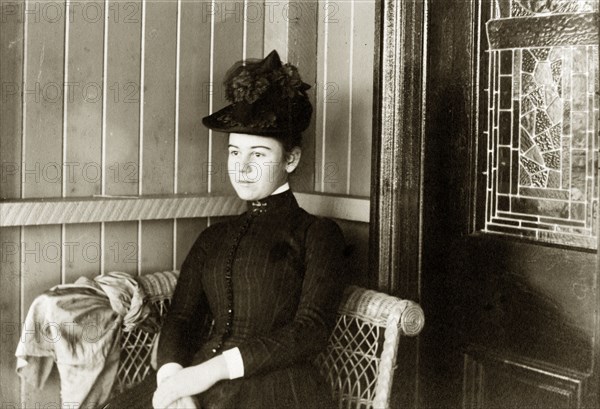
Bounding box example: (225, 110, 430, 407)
(227, 133, 301, 201)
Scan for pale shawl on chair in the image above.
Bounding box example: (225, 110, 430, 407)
(15, 272, 153, 408)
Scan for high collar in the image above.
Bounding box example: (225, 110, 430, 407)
(271, 182, 290, 195)
(246, 188, 297, 214)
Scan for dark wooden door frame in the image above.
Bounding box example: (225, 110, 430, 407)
(369, 0, 427, 407)
(372, 1, 600, 407)
(370, 1, 600, 407)
(369, 0, 427, 302)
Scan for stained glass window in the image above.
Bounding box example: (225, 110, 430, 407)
(482, 0, 599, 248)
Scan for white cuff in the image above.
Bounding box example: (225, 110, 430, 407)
(156, 362, 183, 385)
(222, 347, 244, 379)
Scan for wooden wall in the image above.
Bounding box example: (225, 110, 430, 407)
(314, 0, 374, 196)
(0, 0, 375, 405)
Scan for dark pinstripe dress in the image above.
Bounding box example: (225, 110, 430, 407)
(106, 189, 347, 408)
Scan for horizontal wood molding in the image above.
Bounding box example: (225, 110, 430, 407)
(0, 195, 244, 227)
(0, 193, 369, 227)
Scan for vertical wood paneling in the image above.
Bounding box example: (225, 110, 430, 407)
(320, 1, 351, 194)
(288, 0, 318, 193)
(140, 220, 174, 273)
(104, 0, 142, 196)
(64, 223, 101, 282)
(313, 1, 374, 196)
(141, 0, 177, 195)
(244, 0, 264, 58)
(176, 0, 211, 194)
(263, 0, 287, 56)
(0, 227, 21, 404)
(21, 224, 61, 406)
(22, 0, 65, 198)
(349, 0, 374, 197)
(0, 4, 23, 199)
(315, 6, 326, 194)
(175, 218, 208, 268)
(21, 225, 61, 317)
(103, 221, 138, 275)
(1, 3, 376, 405)
(210, 1, 244, 194)
(64, 2, 103, 197)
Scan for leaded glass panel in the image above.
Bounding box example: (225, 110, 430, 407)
(482, 0, 599, 248)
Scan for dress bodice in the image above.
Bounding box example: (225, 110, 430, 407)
(158, 189, 347, 380)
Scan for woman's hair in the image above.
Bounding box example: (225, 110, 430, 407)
(280, 133, 302, 153)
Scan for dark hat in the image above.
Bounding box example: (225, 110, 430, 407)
(202, 50, 312, 138)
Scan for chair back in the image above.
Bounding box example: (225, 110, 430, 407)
(114, 272, 425, 409)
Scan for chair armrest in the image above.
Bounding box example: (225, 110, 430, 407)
(339, 285, 425, 336)
(317, 285, 425, 409)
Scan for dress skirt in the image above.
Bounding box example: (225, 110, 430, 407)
(101, 361, 337, 409)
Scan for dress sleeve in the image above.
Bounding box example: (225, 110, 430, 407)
(237, 217, 348, 377)
(157, 235, 211, 368)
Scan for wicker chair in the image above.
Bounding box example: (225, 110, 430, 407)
(115, 271, 425, 409)
(113, 270, 179, 392)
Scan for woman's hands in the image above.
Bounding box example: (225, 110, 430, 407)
(155, 363, 190, 408)
(152, 355, 230, 409)
(165, 396, 199, 409)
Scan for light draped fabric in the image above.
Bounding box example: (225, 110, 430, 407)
(15, 271, 154, 407)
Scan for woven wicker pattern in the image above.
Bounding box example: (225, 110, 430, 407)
(113, 271, 178, 395)
(114, 277, 425, 409)
(315, 286, 425, 409)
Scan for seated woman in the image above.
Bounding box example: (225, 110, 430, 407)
(102, 50, 348, 409)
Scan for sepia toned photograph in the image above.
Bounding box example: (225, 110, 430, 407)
(0, 0, 597, 408)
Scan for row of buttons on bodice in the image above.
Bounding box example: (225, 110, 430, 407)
(211, 205, 266, 354)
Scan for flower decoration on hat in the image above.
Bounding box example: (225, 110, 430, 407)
(227, 70, 269, 104)
(203, 50, 313, 137)
(224, 59, 310, 104)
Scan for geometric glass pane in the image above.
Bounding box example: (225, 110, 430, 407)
(482, 1, 599, 248)
(510, 0, 597, 17)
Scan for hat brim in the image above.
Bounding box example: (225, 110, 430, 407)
(202, 104, 302, 136)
